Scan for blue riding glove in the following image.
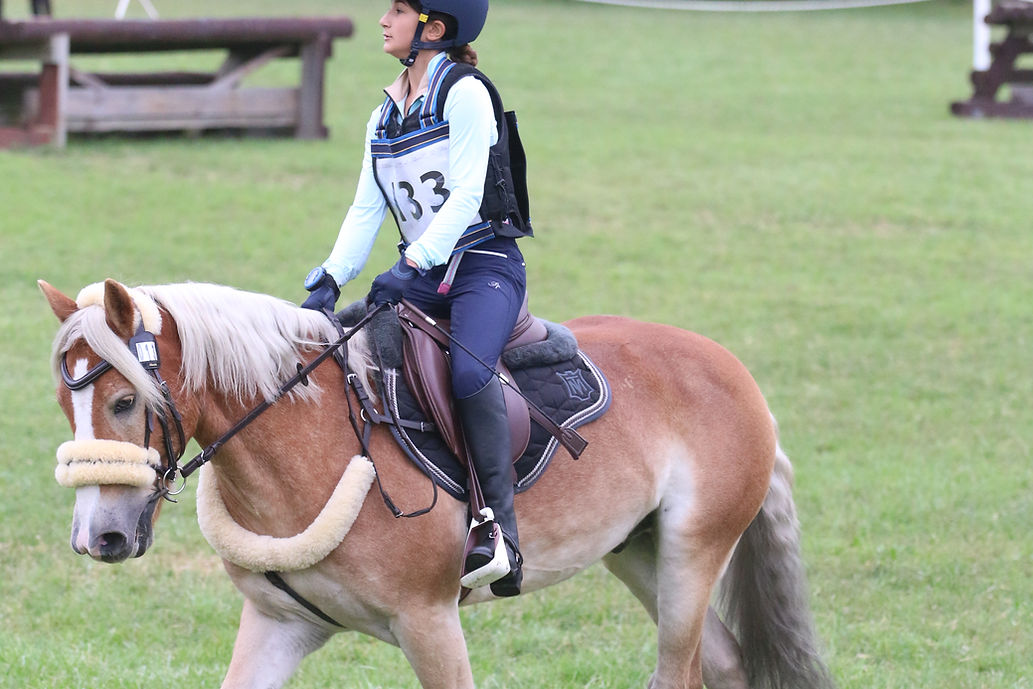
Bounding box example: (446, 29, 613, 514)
(368, 256, 418, 306)
(301, 267, 341, 312)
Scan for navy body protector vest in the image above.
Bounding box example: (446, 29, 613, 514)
(371, 60, 533, 260)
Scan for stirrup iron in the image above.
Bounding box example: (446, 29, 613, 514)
(459, 507, 511, 589)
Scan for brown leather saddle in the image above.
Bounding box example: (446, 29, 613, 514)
(395, 297, 586, 469)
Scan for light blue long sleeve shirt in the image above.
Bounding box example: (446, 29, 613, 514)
(323, 53, 497, 285)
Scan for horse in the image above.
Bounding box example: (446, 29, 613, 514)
(40, 278, 834, 689)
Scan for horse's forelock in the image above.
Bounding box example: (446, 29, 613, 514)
(51, 306, 167, 412)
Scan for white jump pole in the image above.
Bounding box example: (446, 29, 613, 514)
(114, 0, 159, 19)
(973, 0, 992, 71)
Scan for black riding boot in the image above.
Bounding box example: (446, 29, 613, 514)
(457, 377, 522, 597)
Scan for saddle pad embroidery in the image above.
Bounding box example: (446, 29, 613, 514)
(382, 350, 611, 501)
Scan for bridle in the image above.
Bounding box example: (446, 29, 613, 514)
(57, 305, 392, 495)
(55, 302, 436, 525)
(60, 322, 188, 501)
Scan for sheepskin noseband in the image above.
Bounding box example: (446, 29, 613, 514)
(56, 439, 161, 488)
(196, 455, 376, 572)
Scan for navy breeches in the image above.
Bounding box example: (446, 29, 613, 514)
(403, 238, 527, 399)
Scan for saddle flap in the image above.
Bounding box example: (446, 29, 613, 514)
(399, 319, 463, 455)
(500, 362, 531, 463)
(398, 310, 530, 466)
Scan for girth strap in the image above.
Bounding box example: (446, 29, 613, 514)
(264, 572, 344, 628)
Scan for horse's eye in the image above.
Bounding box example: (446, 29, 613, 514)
(113, 395, 136, 415)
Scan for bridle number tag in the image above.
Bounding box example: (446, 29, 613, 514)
(136, 341, 158, 365)
(130, 328, 161, 370)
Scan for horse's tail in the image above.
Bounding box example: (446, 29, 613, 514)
(716, 417, 836, 689)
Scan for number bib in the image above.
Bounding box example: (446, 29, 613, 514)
(371, 120, 493, 254)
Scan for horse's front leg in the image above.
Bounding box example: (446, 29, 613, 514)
(391, 604, 475, 689)
(220, 598, 334, 689)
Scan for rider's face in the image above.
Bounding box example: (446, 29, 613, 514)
(380, 2, 421, 60)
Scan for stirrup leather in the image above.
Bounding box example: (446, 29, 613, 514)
(459, 507, 511, 588)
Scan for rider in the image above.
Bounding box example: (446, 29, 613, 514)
(300, 0, 531, 597)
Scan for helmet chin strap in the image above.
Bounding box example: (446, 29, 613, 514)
(402, 11, 452, 66)
(401, 12, 430, 67)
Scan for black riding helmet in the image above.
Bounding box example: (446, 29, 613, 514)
(402, 0, 489, 66)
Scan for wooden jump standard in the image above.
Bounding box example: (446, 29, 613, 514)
(0, 16, 354, 147)
(952, 0, 1033, 118)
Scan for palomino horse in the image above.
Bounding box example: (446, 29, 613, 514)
(41, 278, 834, 689)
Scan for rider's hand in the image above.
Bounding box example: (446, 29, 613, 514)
(368, 257, 418, 306)
(301, 268, 341, 312)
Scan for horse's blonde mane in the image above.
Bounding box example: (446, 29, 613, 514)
(51, 282, 347, 406)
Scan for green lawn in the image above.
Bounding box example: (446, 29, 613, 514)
(1, 1, 1031, 687)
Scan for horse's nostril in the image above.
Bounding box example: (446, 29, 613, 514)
(98, 531, 128, 555)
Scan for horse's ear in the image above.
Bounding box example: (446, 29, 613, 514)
(103, 279, 137, 340)
(39, 280, 78, 322)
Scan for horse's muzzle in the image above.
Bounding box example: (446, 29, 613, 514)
(69, 482, 158, 563)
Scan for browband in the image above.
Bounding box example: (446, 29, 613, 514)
(61, 356, 113, 391)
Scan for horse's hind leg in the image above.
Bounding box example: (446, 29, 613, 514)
(651, 496, 743, 689)
(701, 608, 749, 689)
(221, 599, 333, 689)
(605, 531, 748, 689)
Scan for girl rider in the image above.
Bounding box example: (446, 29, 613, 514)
(301, 0, 531, 597)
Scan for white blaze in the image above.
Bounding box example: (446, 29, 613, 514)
(73, 484, 100, 552)
(70, 358, 98, 551)
(70, 359, 96, 441)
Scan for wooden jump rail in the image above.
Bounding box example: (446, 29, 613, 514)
(952, 1, 1033, 118)
(0, 16, 354, 147)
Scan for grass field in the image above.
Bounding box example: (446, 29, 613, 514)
(2, 0, 1031, 687)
